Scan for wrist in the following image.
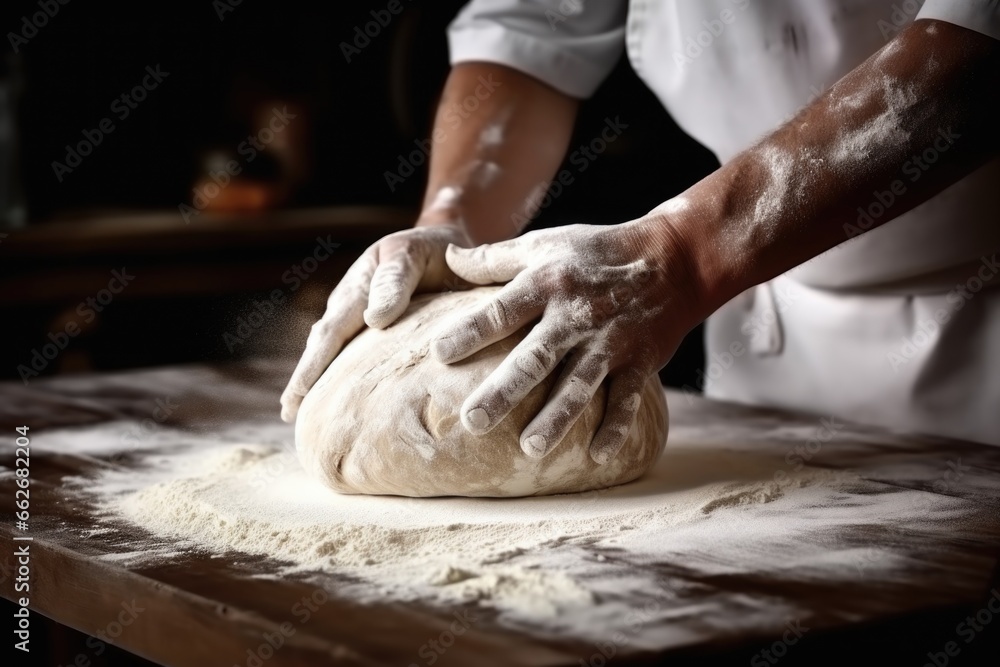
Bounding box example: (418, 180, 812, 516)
(630, 198, 738, 322)
(415, 205, 469, 234)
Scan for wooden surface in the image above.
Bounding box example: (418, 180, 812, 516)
(2, 359, 1000, 666)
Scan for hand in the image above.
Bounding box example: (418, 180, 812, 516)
(431, 216, 702, 464)
(281, 221, 471, 422)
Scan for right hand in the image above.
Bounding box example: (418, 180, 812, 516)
(280, 222, 471, 422)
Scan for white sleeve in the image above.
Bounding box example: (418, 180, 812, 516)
(447, 0, 629, 99)
(916, 0, 1000, 41)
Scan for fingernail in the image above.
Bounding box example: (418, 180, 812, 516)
(432, 336, 455, 361)
(465, 407, 490, 431)
(591, 447, 611, 465)
(522, 435, 546, 457)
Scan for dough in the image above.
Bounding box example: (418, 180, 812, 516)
(295, 287, 668, 497)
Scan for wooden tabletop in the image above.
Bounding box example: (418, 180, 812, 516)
(2, 359, 1000, 666)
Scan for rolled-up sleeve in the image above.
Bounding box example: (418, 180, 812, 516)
(447, 0, 629, 98)
(916, 0, 1000, 41)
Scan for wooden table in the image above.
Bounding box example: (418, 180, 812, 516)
(2, 359, 1000, 666)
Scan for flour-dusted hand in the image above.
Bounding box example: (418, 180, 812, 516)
(432, 218, 702, 464)
(281, 224, 471, 422)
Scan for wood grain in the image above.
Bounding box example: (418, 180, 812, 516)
(2, 359, 999, 666)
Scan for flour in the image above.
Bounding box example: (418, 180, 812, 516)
(425, 185, 463, 214)
(751, 145, 796, 237)
(47, 413, 978, 644)
(734, 67, 922, 247)
(478, 122, 504, 149)
(89, 440, 842, 602)
(439, 228, 667, 466)
(830, 75, 916, 166)
(469, 160, 502, 188)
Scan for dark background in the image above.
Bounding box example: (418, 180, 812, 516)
(0, 0, 718, 386)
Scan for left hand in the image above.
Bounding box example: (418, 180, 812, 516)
(431, 216, 703, 464)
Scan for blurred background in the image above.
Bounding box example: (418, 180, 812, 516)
(0, 0, 720, 390)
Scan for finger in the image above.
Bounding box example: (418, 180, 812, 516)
(432, 272, 545, 363)
(589, 369, 647, 465)
(280, 247, 377, 422)
(363, 243, 427, 329)
(445, 240, 528, 284)
(519, 350, 609, 458)
(459, 321, 580, 435)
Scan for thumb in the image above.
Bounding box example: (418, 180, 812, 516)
(364, 244, 426, 329)
(445, 240, 527, 285)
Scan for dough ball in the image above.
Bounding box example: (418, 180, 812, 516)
(295, 287, 668, 497)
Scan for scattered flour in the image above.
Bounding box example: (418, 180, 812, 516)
(829, 75, 917, 166)
(47, 419, 988, 642)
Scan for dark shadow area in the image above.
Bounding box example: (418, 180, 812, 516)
(0, 0, 717, 390)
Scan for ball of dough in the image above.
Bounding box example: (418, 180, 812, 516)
(295, 287, 668, 497)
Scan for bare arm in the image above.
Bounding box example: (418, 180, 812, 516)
(657, 19, 1000, 320)
(433, 19, 1000, 462)
(416, 62, 579, 244)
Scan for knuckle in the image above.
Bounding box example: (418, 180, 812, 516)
(561, 376, 593, 409)
(621, 392, 642, 414)
(544, 264, 578, 292)
(482, 298, 510, 332)
(516, 343, 555, 379)
(566, 297, 598, 330)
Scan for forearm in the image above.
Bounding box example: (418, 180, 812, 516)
(416, 62, 579, 244)
(647, 20, 1000, 318)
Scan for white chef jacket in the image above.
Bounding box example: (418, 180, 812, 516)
(447, 0, 1000, 444)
